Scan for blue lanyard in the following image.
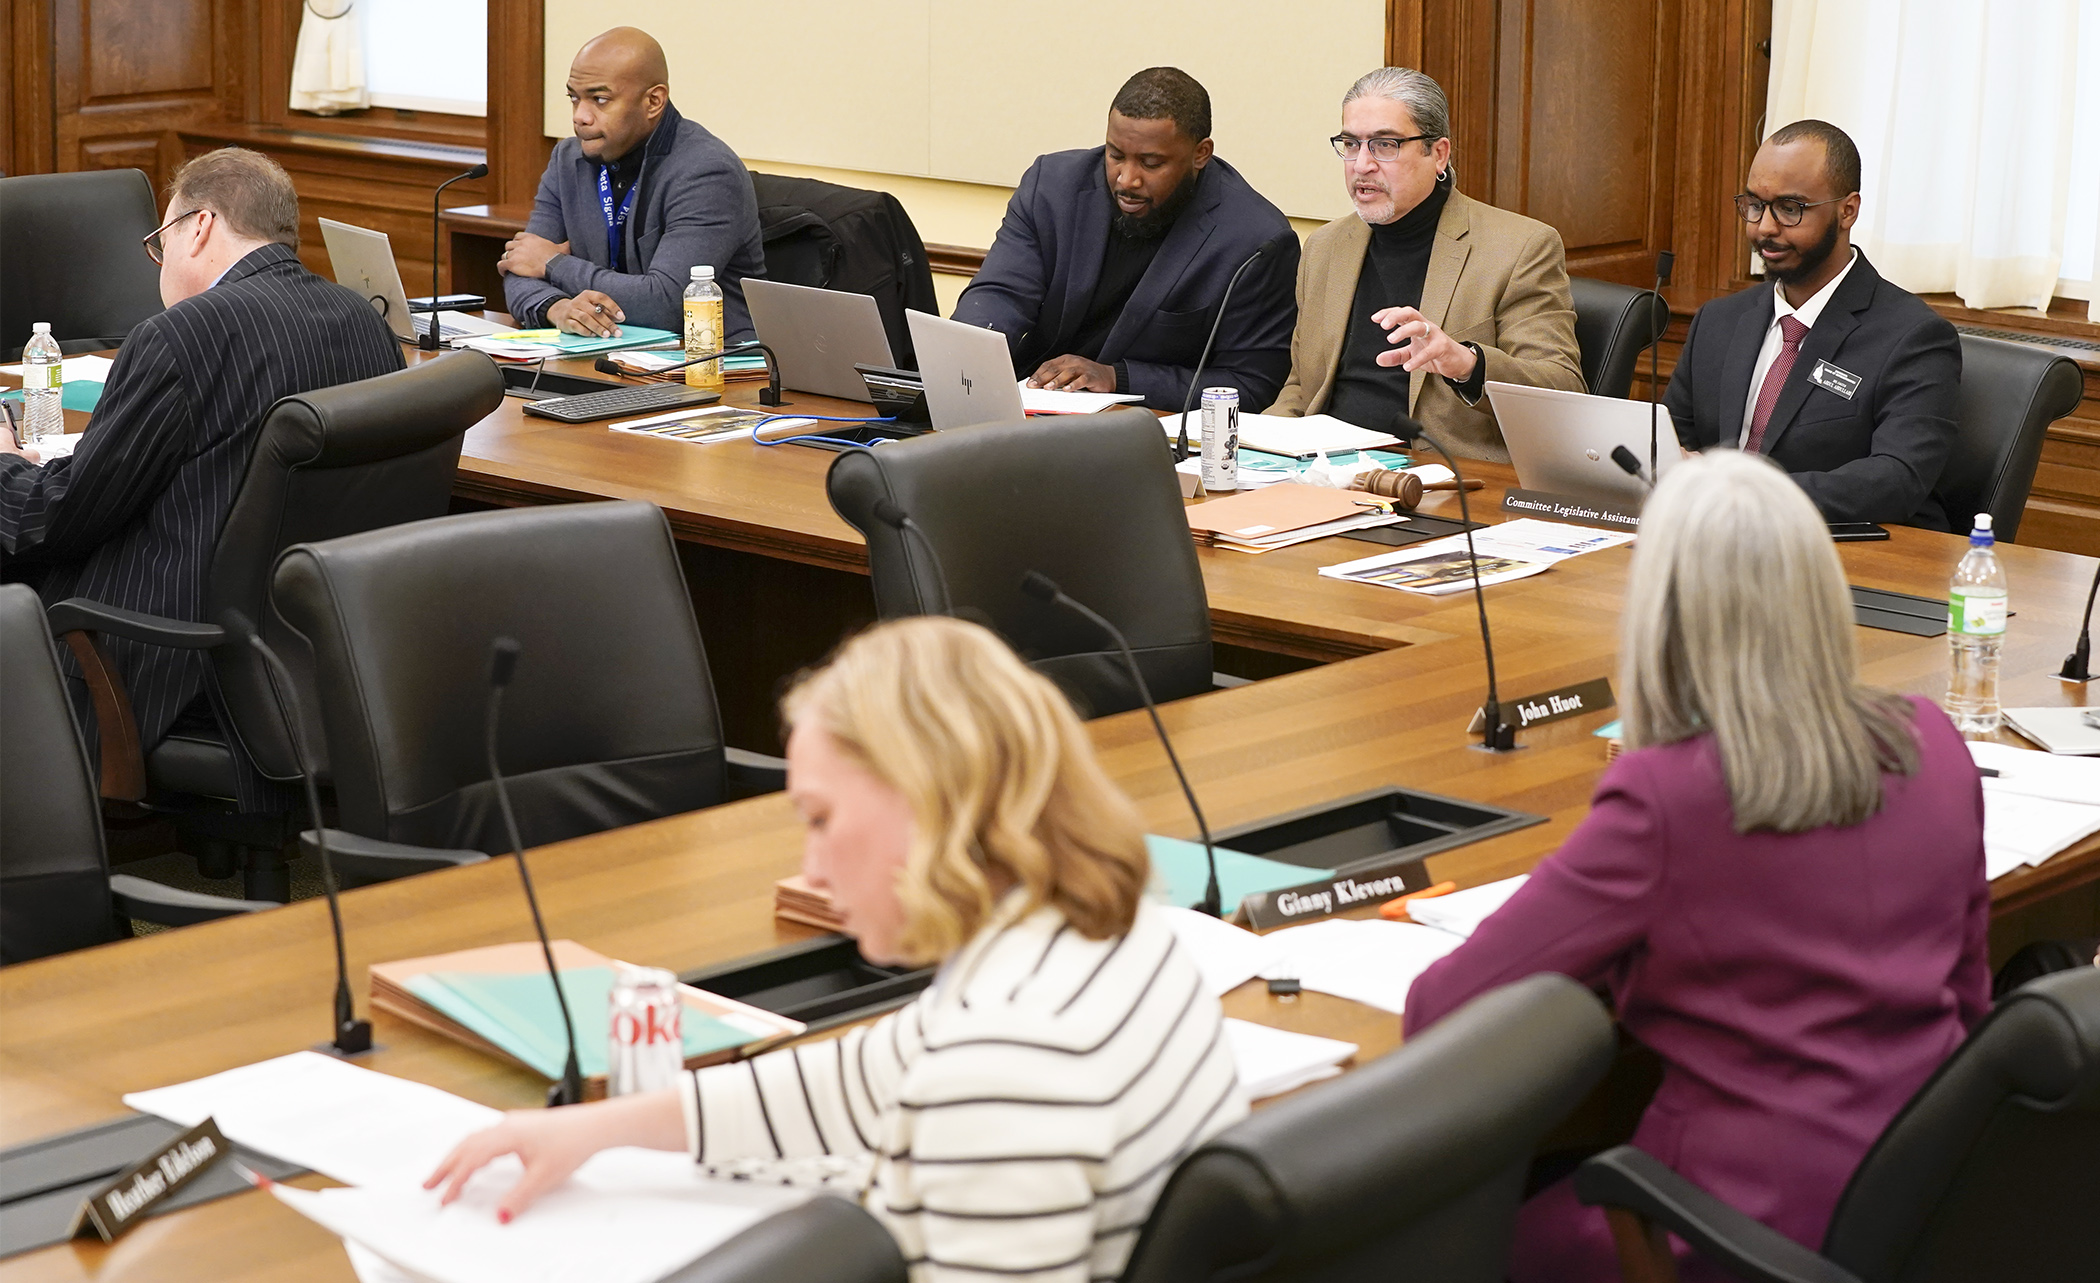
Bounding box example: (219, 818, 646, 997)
(596, 165, 639, 271)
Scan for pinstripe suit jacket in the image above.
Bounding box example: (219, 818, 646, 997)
(0, 243, 402, 779)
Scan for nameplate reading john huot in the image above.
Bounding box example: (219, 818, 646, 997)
(72, 1117, 229, 1243)
(1468, 676, 1616, 734)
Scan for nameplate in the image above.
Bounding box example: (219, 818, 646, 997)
(1501, 489, 1642, 532)
(1240, 857, 1434, 931)
(72, 1117, 228, 1243)
(1468, 677, 1616, 734)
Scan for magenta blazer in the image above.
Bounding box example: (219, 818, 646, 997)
(1405, 696, 1990, 1283)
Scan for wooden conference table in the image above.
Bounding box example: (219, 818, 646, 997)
(2, 359, 2096, 1281)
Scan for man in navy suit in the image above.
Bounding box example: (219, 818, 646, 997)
(1664, 119, 1961, 528)
(953, 68, 1298, 411)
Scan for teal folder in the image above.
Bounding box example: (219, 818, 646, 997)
(405, 966, 752, 1079)
(478, 325, 679, 356)
(1594, 719, 1621, 738)
(2, 381, 103, 412)
(1146, 834, 1333, 913)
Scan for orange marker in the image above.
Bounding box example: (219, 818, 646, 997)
(1379, 881, 1458, 922)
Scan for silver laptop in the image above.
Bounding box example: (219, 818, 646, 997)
(1486, 381, 1682, 506)
(744, 279, 894, 402)
(318, 218, 508, 344)
(905, 311, 1026, 430)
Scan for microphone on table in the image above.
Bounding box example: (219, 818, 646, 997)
(595, 340, 789, 407)
(1018, 571, 1223, 917)
(220, 609, 372, 1058)
(2060, 559, 2100, 682)
(1174, 231, 1298, 462)
(870, 498, 956, 617)
(1393, 414, 1518, 752)
(485, 637, 587, 1107)
(1646, 250, 1675, 486)
(1610, 445, 1654, 489)
(420, 162, 490, 352)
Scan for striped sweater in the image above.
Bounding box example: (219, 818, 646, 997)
(680, 898, 1246, 1281)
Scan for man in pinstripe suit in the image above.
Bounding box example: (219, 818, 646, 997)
(0, 148, 402, 795)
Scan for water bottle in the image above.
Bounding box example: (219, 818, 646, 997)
(682, 266, 725, 393)
(21, 322, 64, 447)
(1947, 513, 2007, 736)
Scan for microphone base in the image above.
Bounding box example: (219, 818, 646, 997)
(758, 387, 790, 408)
(2058, 666, 2097, 683)
(1471, 721, 1523, 753)
(313, 1021, 379, 1059)
(546, 1080, 587, 1109)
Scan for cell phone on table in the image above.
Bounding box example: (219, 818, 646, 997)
(1828, 522, 1890, 542)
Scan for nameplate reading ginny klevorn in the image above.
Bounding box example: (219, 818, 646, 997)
(1469, 676, 1617, 735)
(72, 1117, 229, 1243)
(1240, 857, 1435, 932)
(1501, 488, 1642, 532)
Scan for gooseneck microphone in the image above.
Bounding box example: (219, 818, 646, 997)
(1174, 231, 1298, 462)
(485, 638, 586, 1107)
(870, 498, 956, 617)
(1394, 416, 1518, 751)
(421, 162, 491, 352)
(1018, 571, 1223, 916)
(221, 609, 371, 1057)
(2061, 559, 2099, 682)
(1646, 250, 1675, 486)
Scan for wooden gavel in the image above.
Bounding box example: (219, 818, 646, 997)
(1348, 468, 1485, 510)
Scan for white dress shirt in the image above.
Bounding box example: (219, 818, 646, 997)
(1740, 247, 1860, 447)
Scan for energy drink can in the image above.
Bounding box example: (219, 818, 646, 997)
(1200, 387, 1239, 491)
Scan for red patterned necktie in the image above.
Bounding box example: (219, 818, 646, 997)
(1745, 314, 1810, 454)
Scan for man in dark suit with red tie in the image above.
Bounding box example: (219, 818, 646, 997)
(1664, 120, 1961, 529)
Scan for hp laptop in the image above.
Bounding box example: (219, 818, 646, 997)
(318, 218, 509, 345)
(1485, 381, 1683, 506)
(743, 279, 895, 402)
(904, 311, 1026, 430)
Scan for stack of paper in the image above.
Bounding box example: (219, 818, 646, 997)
(1969, 743, 2100, 879)
(1256, 918, 1466, 1015)
(774, 874, 846, 932)
(1185, 482, 1405, 552)
(1158, 905, 1283, 995)
(1018, 381, 1145, 414)
(1320, 518, 1635, 595)
(610, 406, 809, 444)
(1402, 876, 1528, 938)
(1222, 1019, 1357, 1100)
(459, 327, 678, 360)
(1160, 411, 1401, 458)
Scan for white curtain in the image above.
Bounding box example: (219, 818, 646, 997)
(290, 0, 368, 116)
(1769, 0, 2100, 320)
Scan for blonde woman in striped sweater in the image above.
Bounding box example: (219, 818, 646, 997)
(428, 616, 1246, 1281)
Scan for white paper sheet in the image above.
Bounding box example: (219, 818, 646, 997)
(1968, 741, 2100, 799)
(1319, 518, 1634, 596)
(1018, 381, 1145, 414)
(1980, 788, 2100, 877)
(124, 1051, 503, 1190)
(1160, 411, 1401, 457)
(1160, 905, 1282, 996)
(1222, 1018, 1357, 1100)
(0, 354, 115, 382)
(271, 1156, 807, 1283)
(1256, 918, 1465, 1015)
(1403, 876, 1529, 939)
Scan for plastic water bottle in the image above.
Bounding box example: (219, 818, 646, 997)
(20, 322, 64, 447)
(682, 266, 725, 393)
(1947, 513, 2007, 736)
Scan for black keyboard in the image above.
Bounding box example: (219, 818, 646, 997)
(519, 383, 722, 423)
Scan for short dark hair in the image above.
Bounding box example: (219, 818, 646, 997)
(1767, 119, 1861, 197)
(167, 147, 300, 249)
(1110, 67, 1211, 143)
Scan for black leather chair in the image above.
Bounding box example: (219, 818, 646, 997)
(666, 1195, 906, 1283)
(271, 500, 779, 873)
(1, 169, 166, 359)
(1, 585, 273, 964)
(1118, 973, 1616, 1283)
(1931, 334, 2082, 540)
(826, 409, 1213, 718)
(48, 350, 503, 900)
(1575, 965, 2100, 1283)
(1568, 277, 1669, 399)
(748, 172, 939, 367)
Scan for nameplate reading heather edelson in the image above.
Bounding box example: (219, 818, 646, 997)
(72, 1117, 229, 1242)
(1241, 858, 1434, 931)
(1468, 676, 1616, 735)
(1501, 488, 1642, 532)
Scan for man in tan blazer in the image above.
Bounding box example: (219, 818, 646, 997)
(1267, 68, 1583, 461)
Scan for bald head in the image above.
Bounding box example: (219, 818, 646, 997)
(566, 27, 671, 163)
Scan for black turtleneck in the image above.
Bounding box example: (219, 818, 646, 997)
(1326, 172, 1482, 431)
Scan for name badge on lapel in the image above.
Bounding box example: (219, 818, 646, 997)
(1808, 360, 1861, 400)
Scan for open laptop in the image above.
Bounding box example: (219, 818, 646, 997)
(905, 311, 1026, 430)
(1486, 381, 1682, 506)
(744, 279, 894, 402)
(318, 218, 509, 345)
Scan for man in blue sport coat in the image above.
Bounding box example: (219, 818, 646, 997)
(499, 27, 765, 343)
(953, 67, 1299, 412)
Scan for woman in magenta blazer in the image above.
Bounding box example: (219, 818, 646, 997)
(1405, 449, 1990, 1283)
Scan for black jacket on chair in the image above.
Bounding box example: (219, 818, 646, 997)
(1663, 252, 1961, 529)
(750, 173, 939, 369)
(0, 242, 403, 764)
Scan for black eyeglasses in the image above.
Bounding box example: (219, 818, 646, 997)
(1733, 193, 1844, 227)
(142, 208, 205, 265)
(1331, 134, 1435, 161)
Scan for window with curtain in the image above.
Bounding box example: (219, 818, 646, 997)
(1768, 0, 2100, 320)
(290, 0, 487, 118)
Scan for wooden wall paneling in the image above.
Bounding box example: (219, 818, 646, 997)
(487, 0, 552, 208)
(6, 0, 63, 176)
(45, 0, 246, 192)
(1666, 0, 1770, 298)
